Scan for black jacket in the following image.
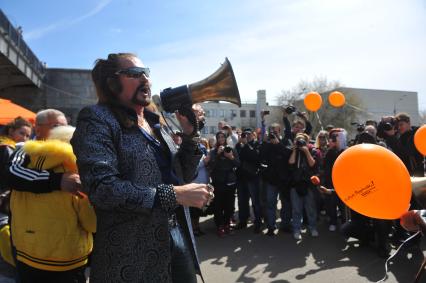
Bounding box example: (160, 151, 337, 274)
(236, 141, 260, 180)
(384, 127, 424, 177)
(208, 147, 240, 185)
(259, 140, 292, 187)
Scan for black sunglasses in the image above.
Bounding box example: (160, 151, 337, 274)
(115, 67, 150, 78)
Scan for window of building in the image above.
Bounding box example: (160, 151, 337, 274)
(240, 110, 246, 118)
(230, 110, 237, 118)
(201, 127, 209, 135)
(219, 109, 225, 117)
(250, 110, 256, 118)
(209, 126, 217, 134)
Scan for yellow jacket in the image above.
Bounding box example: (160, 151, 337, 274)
(10, 140, 96, 271)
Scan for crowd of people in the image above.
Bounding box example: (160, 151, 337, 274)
(180, 110, 425, 260)
(0, 52, 424, 282)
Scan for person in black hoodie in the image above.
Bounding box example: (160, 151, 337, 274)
(289, 133, 319, 240)
(322, 128, 348, 232)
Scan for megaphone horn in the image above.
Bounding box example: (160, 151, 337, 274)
(157, 58, 241, 113)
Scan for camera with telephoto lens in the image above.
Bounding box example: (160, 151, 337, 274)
(382, 118, 395, 131)
(351, 122, 365, 133)
(268, 133, 277, 140)
(285, 105, 296, 114)
(224, 145, 233, 153)
(377, 117, 396, 139)
(296, 138, 307, 147)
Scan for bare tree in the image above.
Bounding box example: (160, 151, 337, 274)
(276, 76, 363, 136)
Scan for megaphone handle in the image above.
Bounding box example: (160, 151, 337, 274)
(178, 106, 199, 137)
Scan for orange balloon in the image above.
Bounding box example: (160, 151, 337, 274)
(303, 92, 322, 112)
(414, 125, 426, 156)
(332, 144, 411, 220)
(328, 91, 345, 107)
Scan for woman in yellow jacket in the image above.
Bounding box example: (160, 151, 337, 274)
(10, 125, 96, 283)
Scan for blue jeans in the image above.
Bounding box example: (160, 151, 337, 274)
(265, 182, 291, 230)
(170, 224, 197, 283)
(290, 187, 317, 233)
(238, 177, 262, 226)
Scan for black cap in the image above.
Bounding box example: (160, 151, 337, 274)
(243, 128, 253, 133)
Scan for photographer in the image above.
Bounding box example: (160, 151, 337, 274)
(235, 128, 262, 233)
(379, 113, 423, 177)
(218, 121, 238, 147)
(260, 123, 292, 236)
(208, 131, 240, 237)
(282, 106, 313, 145)
(288, 133, 319, 240)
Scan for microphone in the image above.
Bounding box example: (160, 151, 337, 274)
(310, 175, 332, 195)
(310, 175, 320, 186)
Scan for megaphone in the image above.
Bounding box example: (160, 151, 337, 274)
(153, 57, 241, 113)
(412, 177, 426, 208)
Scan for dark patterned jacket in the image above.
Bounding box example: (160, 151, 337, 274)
(70, 104, 202, 283)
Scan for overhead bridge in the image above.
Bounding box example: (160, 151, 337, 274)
(0, 9, 44, 90)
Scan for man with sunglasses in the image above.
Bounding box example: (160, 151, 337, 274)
(70, 53, 210, 283)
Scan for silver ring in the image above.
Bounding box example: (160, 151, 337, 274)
(207, 184, 214, 192)
(208, 191, 214, 199)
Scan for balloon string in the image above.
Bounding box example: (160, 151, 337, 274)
(315, 112, 324, 131)
(375, 231, 421, 283)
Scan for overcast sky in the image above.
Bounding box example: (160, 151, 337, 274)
(3, 0, 426, 111)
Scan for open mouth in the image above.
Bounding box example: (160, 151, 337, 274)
(137, 84, 151, 96)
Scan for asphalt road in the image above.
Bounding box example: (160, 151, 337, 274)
(0, 215, 424, 283)
(196, 216, 425, 283)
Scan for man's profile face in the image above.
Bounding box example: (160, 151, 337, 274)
(397, 120, 410, 135)
(117, 56, 152, 109)
(36, 115, 67, 140)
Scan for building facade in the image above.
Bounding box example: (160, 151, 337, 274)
(325, 87, 421, 125)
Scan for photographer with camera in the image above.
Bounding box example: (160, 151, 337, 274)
(379, 113, 423, 177)
(207, 131, 240, 237)
(288, 133, 319, 240)
(259, 122, 293, 236)
(218, 121, 238, 147)
(235, 128, 262, 233)
(282, 106, 313, 146)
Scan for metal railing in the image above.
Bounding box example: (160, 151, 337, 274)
(0, 9, 45, 75)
